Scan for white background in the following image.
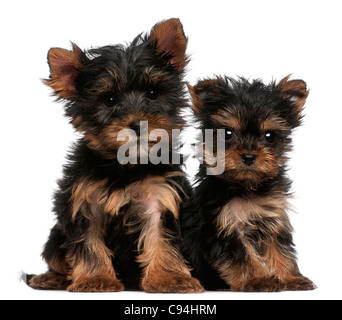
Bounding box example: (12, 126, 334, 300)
(1, 0, 341, 300)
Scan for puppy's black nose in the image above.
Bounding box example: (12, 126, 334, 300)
(129, 121, 141, 135)
(242, 154, 256, 166)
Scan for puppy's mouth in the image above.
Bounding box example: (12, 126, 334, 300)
(228, 168, 264, 179)
(224, 162, 280, 186)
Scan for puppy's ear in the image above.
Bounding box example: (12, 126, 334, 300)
(188, 79, 223, 113)
(277, 75, 309, 119)
(44, 43, 88, 100)
(150, 18, 188, 71)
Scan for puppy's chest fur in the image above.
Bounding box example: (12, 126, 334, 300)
(216, 193, 290, 241)
(71, 172, 184, 226)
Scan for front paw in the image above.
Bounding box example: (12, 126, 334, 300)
(239, 277, 286, 292)
(231, 275, 316, 292)
(285, 276, 316, 291)
(67, 275, 124, 292)
(142, 274, 204, 293)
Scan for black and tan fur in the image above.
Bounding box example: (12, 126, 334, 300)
(181, 75, 315, 292)
(29, 19, 204, 293)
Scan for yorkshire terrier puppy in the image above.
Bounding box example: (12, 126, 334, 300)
(29, 18, 204, 293)
(182, 75, 315, 291)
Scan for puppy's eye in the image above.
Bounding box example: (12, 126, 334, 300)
(146, 89, 159, 100)
(265, 131, 276, 143)
(104, 95, 117, 108)
(225, 128, 233, 140)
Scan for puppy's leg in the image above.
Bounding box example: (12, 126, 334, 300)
(66, 184, 124, 292)
(66, 207, 124, 292)
(263, 240, 315, 291)
(29, 225, 70, 290)
(214, 238, 315, 292)
(66, 243, 124, 293)
(137, 194, 203, 293)
(139, 212, 203, 293)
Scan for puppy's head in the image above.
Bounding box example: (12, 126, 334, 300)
(189, 75, 308, 187)
(44, 18, 188, 160)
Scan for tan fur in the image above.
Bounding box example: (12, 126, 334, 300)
(67, 179, 123, 292)
(71, 178, 109, 221)
(213, 194, 312, 291)
(261, 117, 291, 133)
(142, 66, 171, 85)
(211, 109, 242, 131)
(31, 172, 197, 292)
(216, 193, 291, 238)
(150, 18, 188, 71)
(29, 271, 70, 290)
(104, 172, 185, 218)
(138, 203, 203, 293)
(45, 44, 85, 99)
(277, 75, 309, 118)
(203, 142, 283, 187)
(83, 114, 178, 159)
(66, 171, 202, 292)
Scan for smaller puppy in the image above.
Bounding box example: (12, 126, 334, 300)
(182, 75, 315, 291)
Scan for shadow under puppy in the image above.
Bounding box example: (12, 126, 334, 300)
(182, 75, 315, 291)
(29, 18, 203, 293)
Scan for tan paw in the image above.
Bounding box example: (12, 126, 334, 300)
(29, 271, 69, 290)
(142, 274, 204, 293)
(67, 276, 124, 292)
